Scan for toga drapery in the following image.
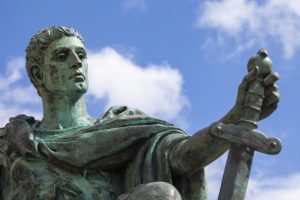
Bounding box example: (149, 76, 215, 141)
(0, 106, 207, 200)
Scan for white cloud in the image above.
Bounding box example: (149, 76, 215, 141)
(247, 173, 300, 200)
(0, 103, 42, 127)
(0, 58, 24, 90)
(206, 155, 300, 200)
(0, 86, 40, 104)
(0, 57, 41, 127)
(206, 155, 227, 200)
(197, 0, 300, 58)
(87, 47, 189, 121)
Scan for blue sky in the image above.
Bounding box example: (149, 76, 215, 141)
(1, 0, 299, 199)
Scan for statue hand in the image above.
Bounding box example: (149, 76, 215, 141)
(222, 67, 280, 124)
(260, 71, 280, 120)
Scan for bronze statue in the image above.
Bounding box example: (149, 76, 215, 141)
(0, 26, 281, 200)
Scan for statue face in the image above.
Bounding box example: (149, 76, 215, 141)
(42, 36, 88, 97)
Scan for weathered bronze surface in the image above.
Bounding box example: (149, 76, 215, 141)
(0, 27, 281, 200)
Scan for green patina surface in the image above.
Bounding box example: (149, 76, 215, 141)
(0, 26, 280, 200)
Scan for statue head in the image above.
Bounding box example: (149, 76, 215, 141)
(26, 26, 88, 98)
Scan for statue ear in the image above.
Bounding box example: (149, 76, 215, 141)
(29, 65, 43, 86)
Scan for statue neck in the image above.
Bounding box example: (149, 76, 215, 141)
(39, 93, 94, 131)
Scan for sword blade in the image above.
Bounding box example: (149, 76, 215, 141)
(218, 145, 254, 200)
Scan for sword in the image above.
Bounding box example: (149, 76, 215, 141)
(210, 49, 282, 200)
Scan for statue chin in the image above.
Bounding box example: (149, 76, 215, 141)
(71, 82, 88, 95)
(38, 82, 88, 98)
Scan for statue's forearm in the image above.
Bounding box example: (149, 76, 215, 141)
(169, 126, 229, 175)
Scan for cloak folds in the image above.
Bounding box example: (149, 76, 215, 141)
(2, 106, 207, 200)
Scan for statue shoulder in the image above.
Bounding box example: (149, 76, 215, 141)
(0, 114, 38, 156)
(96, 106, 147, 123)
(95, 106, 176, 130)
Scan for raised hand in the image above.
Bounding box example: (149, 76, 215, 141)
(221, 54, 280, 124)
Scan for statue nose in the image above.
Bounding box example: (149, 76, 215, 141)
(72, 61, 82, 69)
(70, 53, 82, 68)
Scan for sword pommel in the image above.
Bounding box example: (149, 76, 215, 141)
(247, 48, 273, 77)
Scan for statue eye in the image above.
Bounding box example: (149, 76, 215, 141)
(57, 53, 67, 61)
(77, 52, 86, 60)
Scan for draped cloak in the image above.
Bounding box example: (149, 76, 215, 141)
(0, 106, 207, 200)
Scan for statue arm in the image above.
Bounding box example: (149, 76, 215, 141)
(169, 125, 229, 175)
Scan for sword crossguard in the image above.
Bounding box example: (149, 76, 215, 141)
(210, 122, 282, 155)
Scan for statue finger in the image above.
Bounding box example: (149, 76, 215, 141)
(260, 85, 280, 120)
(264, 84, 279, 97)
(264, 90, 280, 108)
(246, 66, 259, 82)
(260, 104, 278, 120)
(263, 72, 279, 86)
(239, 66, 259, 90)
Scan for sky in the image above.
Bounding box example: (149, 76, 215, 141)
(0, 0, 299, 199)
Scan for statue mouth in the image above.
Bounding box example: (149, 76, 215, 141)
(70, 72, 85, 82)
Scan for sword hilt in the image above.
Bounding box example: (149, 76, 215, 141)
(238, 48, 273, 129)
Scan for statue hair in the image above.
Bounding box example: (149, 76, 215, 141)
(25, 26, 84, 89)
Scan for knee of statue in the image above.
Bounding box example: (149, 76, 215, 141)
(125, 182, 182, 200)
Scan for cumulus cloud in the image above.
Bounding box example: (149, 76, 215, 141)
(0, 86, 39, 104)
(206, 155, 227, 200)
(206, 156, 300, 200)
(247, 173, 300, 199)
(0, 57, 41, 126)
(87, 47, 189, 121)
(197, 0, 300, 58)
(0, 58, 39, 105)
(0, 58, 24, 90)
(0, 103, 41, 127)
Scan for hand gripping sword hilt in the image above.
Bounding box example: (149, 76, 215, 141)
(239, 48, 273, 129)
(211, 49, 282, 155)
